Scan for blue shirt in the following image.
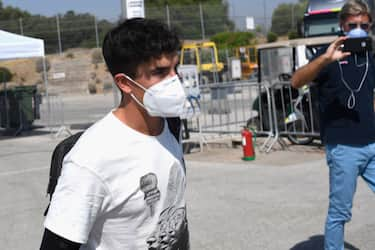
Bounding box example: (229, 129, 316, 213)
(314, 51, 375, 145)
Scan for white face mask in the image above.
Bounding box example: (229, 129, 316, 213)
(123, 74, 187, 117)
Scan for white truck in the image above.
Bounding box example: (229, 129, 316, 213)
(303, 0, 375, 38)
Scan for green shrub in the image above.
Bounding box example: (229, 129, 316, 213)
(66, 52, 74, 59)
(267, 32, 278, 43)
(35, 58, 51, 73)
(288, 30, 299, 40)
(255, 25, 263, 33)
(88, 83, 97, 94)
(91, 49, 103, 66)
(0, 67, 13, 82)
(211, 31, 256, 49)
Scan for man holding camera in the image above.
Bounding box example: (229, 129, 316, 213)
(292, 1, 375, 249)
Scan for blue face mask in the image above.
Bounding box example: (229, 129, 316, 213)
(345, 28, 368, 38)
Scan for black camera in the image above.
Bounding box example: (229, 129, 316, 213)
(342, 37, 373, 53)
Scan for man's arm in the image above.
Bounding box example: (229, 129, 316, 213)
(40, 229, 81, 250)
(42, 162, 107, 249)
(291, 36, 350, 89)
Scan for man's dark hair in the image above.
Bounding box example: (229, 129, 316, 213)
(339, 0, 372, 24)
(102, 18, 181, 79)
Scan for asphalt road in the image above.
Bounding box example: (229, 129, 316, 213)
(0, 132, 374, 250)
(1, 92, 374, 250)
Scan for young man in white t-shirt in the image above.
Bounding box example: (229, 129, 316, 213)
(40, 18, 190, 250)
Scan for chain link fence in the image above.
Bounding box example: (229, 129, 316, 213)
(0, 3, 308, 149)
(0, 3, 302, 54)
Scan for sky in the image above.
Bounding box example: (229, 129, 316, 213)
(2, 0, 299, 28)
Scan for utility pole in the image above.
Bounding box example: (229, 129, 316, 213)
(199, 3, 206, 40)
(56, 15, 62, 55)
(19, 18, 24, 35)
(263, 0, 267, 33)
(291, 4, 295, 30)
(121, 0, 126, 20)
(166, 5, 171, 29)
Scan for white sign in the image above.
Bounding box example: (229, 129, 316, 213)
(231, 58, 242, 80)
(246, 16, 255, 30)
(126, 0, 145, 19)
(177, 65, 201, 119)
(52, 72, 66, 80)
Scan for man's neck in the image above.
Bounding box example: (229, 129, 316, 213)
(113, 104, 164, 136)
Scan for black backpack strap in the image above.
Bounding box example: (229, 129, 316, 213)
(167, 117, 187, 173)
(166, 117, 181, 143)
(44, 131, 84, 216)
(46, 131, 84, 197)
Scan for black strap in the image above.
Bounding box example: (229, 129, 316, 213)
(166, 117, 181, 142)
(46, 131, 84, 197)
(44, 131, 84, 216)
(40, 229, 81, 250)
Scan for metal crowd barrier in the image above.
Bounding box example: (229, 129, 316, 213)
(183, 80, 321, 153)
(37, 93, 72, 137)
(184, 80, 274, 149)
(262, 81, 320, 152)
(34, 80, 321, 153)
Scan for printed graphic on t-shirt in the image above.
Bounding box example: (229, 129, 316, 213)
(141, 164, 189, 250)
(140, 173, 161, 216)
(147, 205, 188, 250)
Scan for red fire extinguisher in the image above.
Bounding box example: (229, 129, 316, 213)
(241, 127, 255, 161)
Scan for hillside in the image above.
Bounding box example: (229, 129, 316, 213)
(0, 48, 113, 95)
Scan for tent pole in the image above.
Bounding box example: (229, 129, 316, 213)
(42, 56, 51, 131)
(3, 81, 9, 129)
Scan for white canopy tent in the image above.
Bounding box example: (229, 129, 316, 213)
(0, 30, 50, 131)
(0, 29, 48, 92)
(0, 29, 45, 59)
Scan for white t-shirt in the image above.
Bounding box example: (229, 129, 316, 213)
(44, 112, 189, 250)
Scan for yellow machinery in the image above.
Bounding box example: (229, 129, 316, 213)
(234, 45, 258, 79)
(179, 41, 225, 84)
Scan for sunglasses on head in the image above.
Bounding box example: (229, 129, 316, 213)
(347, 22, 371, 30)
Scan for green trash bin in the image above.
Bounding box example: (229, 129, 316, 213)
(0, 85, 38, 130)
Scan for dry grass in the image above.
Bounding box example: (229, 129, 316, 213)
(0, 58, 39, 87)
(0, 48, 112, 94)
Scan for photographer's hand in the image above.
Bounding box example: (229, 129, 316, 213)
(292, 37, 351, 89)
(323, 36, 351, 63)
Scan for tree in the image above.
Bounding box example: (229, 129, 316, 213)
(145, 0, 234, 40)
(0, 67, 12, 82)
(267, 32, 278, 43)
(0, 1, 115, 53)
(211, 31, 256, 49)
(0, 5, 30, 20)
(270, 0, 307, 36)
(0, 8, 114, 53)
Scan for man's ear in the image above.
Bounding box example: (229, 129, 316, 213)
(114, 74, 132, 94)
